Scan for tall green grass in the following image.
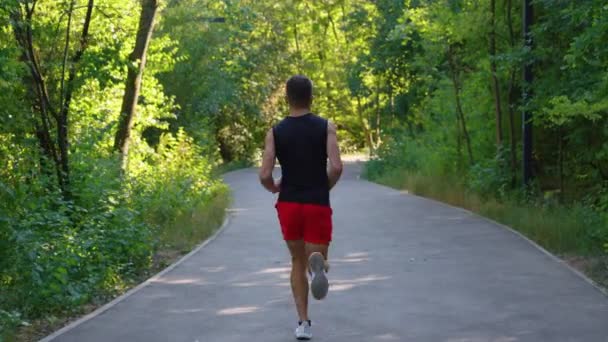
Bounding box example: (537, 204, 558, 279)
(156, 187, 231, 254)
(370, 167, 604, 256)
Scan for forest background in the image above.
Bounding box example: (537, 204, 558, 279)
(1, 0, 607, 340)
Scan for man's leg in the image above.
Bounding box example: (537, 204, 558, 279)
(286, 240, 309, 322)
(305, 243, 329, 266)
(301, 203, 332, 300)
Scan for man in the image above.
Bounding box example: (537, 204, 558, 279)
(259, 75, 343, 340)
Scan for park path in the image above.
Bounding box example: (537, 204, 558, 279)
(45, 164, 608, 342)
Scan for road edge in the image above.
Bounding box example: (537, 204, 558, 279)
(38, 213, 233, 342)
(360, 176, 608, 298)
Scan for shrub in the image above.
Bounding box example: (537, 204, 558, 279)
(128, 129, 228, 234)
(467, 148, 512, 200)
(0, 128, 228, 335)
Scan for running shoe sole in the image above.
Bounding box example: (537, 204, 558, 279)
(309, 252, 329, 300)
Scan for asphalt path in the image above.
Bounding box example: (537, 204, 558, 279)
(45, 164, 608, 342)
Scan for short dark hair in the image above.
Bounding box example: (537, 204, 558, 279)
(286, 75, 313, 108)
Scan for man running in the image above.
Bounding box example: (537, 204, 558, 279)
(259, 75, 343, 340)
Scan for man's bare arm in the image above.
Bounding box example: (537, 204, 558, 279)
(259, 128, 280, 193)
(327, 121, 343, 190)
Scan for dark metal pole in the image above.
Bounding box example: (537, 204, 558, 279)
(522, 0, 534, 186)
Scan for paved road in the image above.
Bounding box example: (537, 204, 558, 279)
(47, 164, 608, 342)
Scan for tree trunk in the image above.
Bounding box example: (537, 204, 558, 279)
(454, 80, 474, 166)
(448, 46, 474, 165)
(388, 80, 395, 128)
(114, 0, 159, 170)
(357, 96, 374, 154)
(506, 0, 518, 186)
(56, 0, 94, 198)
(490, 0, 503, 148)
(558, 128, 564, 203)
(9, 0, 94, 198)
(294, 20, 302, 67)
(10, 6, 59, 179)
(375, 78, 382, 147)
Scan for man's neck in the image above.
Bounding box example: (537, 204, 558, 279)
(289, 108, 311, 117)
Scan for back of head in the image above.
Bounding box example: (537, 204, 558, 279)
(286, 75, 313, 109)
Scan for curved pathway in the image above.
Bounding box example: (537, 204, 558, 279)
(45, 164, 608, 342)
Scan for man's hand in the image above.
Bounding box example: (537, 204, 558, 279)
(273, 177, 282, 193)
(266, 177, 281, 194)
(327, 121, 343, 190)
(259, 128, 279, 193)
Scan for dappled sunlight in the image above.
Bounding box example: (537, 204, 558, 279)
(231, 281, 261, 287)
(329, 283, 356, 291)
(446, 337, 518, 342)
(263, 297, 290, 306)
(345, 252, 369, 258)
(151, 277, 208, 285)
(330, 274, 391, 292)
(331, 252, 371, 264)
(168, 308, 206, 314)
(256, 266, 291, 274)
(226, 208, 251, 213)
(231, 281, 291, 287)
(331, 257, 370, 264)
(199, 266, 226, 273)
(216, 306, 260, 316)
(332, 275, 391, 284)
(236, 253, 382, 293)
(374, 333, 401, 340)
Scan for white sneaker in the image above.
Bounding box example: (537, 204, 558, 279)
(295, 320, 312, 340)
(309, 252, 329, 300)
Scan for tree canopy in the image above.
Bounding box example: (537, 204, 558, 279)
(1, 0, 607, 338)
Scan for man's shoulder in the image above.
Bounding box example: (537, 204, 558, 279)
(309, 113, 329, 127)
(273, 116, 287, 127)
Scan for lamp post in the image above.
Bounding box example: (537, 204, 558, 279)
(522, 0, 533, 186)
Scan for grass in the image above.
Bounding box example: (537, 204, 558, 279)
(155, 187, 231, 265)
(369, 167, 608, 290)
(213, 159, 253, 176)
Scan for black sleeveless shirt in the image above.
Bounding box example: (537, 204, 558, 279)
(273, 113, 330, 206)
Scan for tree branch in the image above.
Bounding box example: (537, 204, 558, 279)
(60, 0, 94, 118)
(9, 4, 63, 187)
(59, 0, 75, 109)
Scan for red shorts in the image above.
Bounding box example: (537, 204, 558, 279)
(275, 201, 333, 245)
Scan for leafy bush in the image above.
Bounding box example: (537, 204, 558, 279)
(129, 129, 228, 233)
(0, 129, 228, 334)
(364, 134, 425, 182)
(0, 184, 153, 318)
(0, 309, 24, 341)
(467, 148, 512, 199)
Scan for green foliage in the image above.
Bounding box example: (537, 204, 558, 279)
(2, 0, 608, 335)
(0, 309, 25, 341)
(467, 149, 512, 199)
(364, 135, 425, 181)
(0, 167, 152, 315)
(363, 0, 608, 261)
(0, 1, 230, 338)
(129, 129, 228, 236)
